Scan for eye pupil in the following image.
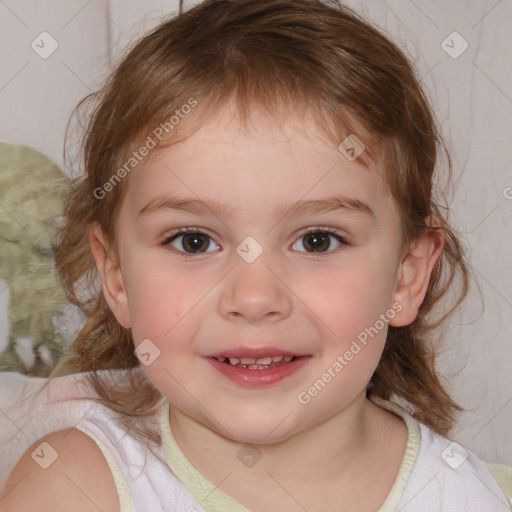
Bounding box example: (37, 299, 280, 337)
(304, 232, 330, 252)
(183, 233, 208, 252)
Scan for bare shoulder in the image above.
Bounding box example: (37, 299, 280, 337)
(0, 428, 120, 512)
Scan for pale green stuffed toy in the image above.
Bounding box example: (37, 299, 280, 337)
(0, 143, 77, 376)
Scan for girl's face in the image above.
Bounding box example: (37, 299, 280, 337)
(98, 103, 428, 443)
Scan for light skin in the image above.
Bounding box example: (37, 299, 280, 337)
(89, 101, 443, 511)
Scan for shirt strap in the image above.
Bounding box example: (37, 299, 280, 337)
(76, 424, 137, 512)
(483, 462, 512, 507)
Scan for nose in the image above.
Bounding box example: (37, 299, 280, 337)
(218, 257, 293, 325)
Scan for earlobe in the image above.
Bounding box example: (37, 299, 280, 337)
(87, 223, 131, 328)
(389, 224, 444, 327)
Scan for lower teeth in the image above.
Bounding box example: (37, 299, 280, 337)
(243, 363, 274, 370)
(225, 359, 294, 370)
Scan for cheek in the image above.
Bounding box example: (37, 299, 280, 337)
(306, 256, 397, 341)
(295, 264, 396, 412)
(122, 256, 202, 343)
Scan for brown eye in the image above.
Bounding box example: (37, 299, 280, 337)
(180, 233, 210, 253)
(292, 229, 344, 253)
(164, 230, 219, 254)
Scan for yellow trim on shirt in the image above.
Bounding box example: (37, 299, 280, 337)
(159, 401, 249, 511)
(158, 397, 421, 512)
(484, 462, 512, 506)
(76, 424, 136, 512)
(369, 397, 421, 512)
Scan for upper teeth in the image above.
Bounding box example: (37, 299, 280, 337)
(216, 355, 294, 366)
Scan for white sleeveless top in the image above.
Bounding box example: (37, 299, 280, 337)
(76, 397, 512, 511)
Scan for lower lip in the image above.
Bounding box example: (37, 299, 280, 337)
(207, 356, 311, 386)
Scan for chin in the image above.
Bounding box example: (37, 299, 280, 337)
(217, 411, 299, 446)
(228, 426, 291, 446)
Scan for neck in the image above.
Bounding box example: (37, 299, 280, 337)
(169, 392, 383, 486)
(168, 394, 408, 511)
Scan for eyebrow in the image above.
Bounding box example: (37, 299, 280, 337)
(137, 194, 375, 220)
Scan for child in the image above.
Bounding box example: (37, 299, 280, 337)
(2, 0, 511, 510)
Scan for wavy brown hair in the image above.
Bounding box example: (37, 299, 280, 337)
(44, 0, 468, 439)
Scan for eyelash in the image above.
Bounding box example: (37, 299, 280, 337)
(161, 226, 347, 259)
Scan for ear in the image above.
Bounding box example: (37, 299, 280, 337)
(87, 222, 131, 328)
(389, 220, 444, 327)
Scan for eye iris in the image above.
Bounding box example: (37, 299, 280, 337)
(304, 232, 330, 252)
(183, 233, 208, 252)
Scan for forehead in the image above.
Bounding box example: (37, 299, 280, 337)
(122, 102, 395, 221)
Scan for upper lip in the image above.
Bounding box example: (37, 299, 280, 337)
(208, 347, 304, 358)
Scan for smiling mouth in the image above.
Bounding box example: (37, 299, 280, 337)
(214, 355, 297, 370)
